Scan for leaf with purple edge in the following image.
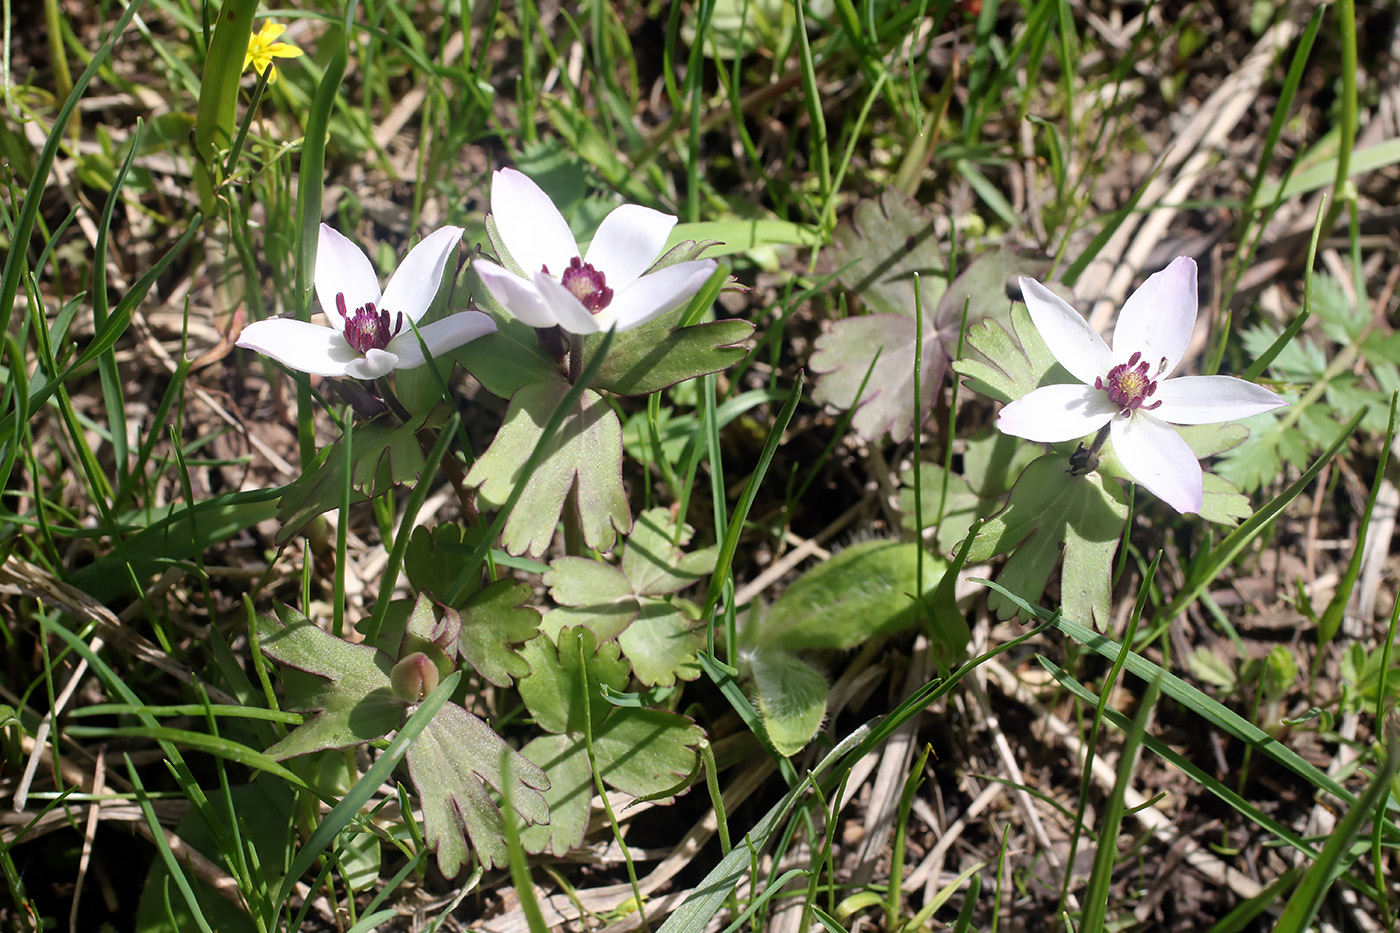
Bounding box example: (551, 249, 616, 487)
(403, 701, 549, 875)
(457, 579, 541, 688)
(256, 605, 403, 760)
(467, 377, 631, 558)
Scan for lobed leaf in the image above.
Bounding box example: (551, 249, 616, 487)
(404, 701, 549, 875)
(965, 454, 1129, 629)
(468, 378, 631, 557)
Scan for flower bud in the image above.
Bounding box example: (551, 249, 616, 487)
(390, 652, 440, 703)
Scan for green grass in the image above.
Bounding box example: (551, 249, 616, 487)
(3, 1, 1399, 931)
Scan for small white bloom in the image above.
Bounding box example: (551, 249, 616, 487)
(472, 167, 717, 334)
(997, 256, 1286, 514)
(237, 224, 496, 380)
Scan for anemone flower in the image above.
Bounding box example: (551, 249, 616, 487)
(472, 168, 717, 334)
(237, 224, 495, 381)
(996, 256, 1286, 514)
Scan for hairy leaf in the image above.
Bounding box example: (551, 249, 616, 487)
(257, 606, 402, 759)
(748, 649, 828, 758)
(966, 454, 1128, 629)
(457, 580, 540, 688)
(587, 317, 755, 397)
(404, 701, 549, 875)
(622, 507, 717, 597)
(541, 557, 640, 641)
(755, 540, 949, 652)
(517, 627, 630, 736)
(468, 378, 631, 557)
(617, 598, 706, 687)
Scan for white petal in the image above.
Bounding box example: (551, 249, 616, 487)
(1111, 413, 1203, 514)
(583, 204, 677, 290)
(1019, 276, 1112, 385)
(1151, 375, 1287, 425)
(996, 384, 1116, 443)
(344, 349, 400, 381)
(533, 270, 605, 334)
(1111, 256, 1197, 375)
(236, 319, 358, 377)
(473, 260, 557, 328)
(314, 224, 381, 334)
(387, 311, 498, 368)
(380, 226, 463, 323)
(599, 260, 716, 333)
(490, 167, 578, 278)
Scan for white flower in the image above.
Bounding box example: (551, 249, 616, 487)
(237, 224, 496, 380)
(472, 168, 717, 334)
(997, 256, 1286, 514)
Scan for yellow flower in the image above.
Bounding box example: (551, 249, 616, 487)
(243, 21, 302, 84)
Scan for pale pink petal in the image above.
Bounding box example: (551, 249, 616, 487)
(314, 224, 381, 334)
(380, 226, 464, 323)
(344, 349, 400, 381)
(600, 260, 717, 332)
(996, 383, 1116, 443)
(1019, 276, 1112, 385)
(533, 271, 605, 334)
(1111, 256, 1197, 376)
(236, 319, 358, 377)
(490, 168, 578, 278)
(1111, 413, 1203, 514)
(387, 311, 498, 368)
(473, 260, 557, 328)
(1151, 375, 1287, 425)
(583, 204, 677, 290)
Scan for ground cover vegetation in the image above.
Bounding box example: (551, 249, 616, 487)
(3, 0, 1399, 930)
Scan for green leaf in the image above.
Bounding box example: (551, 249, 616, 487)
(136, 782, 293, 933)
(451, 302, 563, 400)
(519, 733, 593, 856)
(273, 410, 443, 546)
(1240, 324, 1326, 381)
(403, 522, 492, 606)
(257, 605, 403, 759)
(457, 580, 540, 688)
(592, 707, 704, 801)
(517, 627, 630, 735)
(1198, 472, 1254, 526)
(617, 598, 706, 687)
(966, 455, 1129, 629)
(542, 556, 639, 641)
(748, 648, 828, 757)
(622, 507, 718, 597)
(1186, 648, 1237, 690)
(899, 432, 1037, 551)
(1214, 403, 1314, 493)
(587, 316, 755, 397)
(952, 300, 1065, 404)
(756, 540, 948, 652)
(403, 701, 550, 875)
(1309, 272, 1368, 345)
(467, 378, 631, 557)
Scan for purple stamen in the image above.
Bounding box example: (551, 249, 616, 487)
(559, 257, 613, 313)
(337, 291, 403, 354)
(1098, 352, 1162, 416)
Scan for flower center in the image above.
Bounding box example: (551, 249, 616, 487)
(1095, 351, 1165, 415)
(556, 257, 613, 313)
(337, 292, 403, 355)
